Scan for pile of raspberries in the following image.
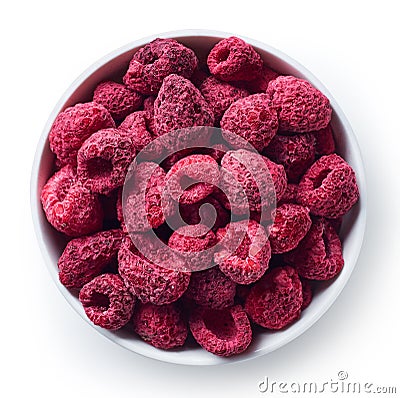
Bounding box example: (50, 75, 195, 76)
(41, 36, 360, 357)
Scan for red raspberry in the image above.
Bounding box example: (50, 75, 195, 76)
(49, 102, 115, 167)
(221, 94, 278, 152)
(301, 278, 313, 310)
(237, 64, 280, 93)
(207, 36, 263, 82)
(184, 267, 236, 309)
(268, 204, 312, 254)
(297, 154, 360, 218)
(58, 229, 124, 288)
(200, 76, 248, 122)
(189, 305, 252, 357)
(245, 266, 303, 329)
(263, 133, 316, 182)
(284, 217, 344, 280)
(312, 124, 336, 156)
(200, 144, 229, 164)
(79, 273, 135, 330)
(215, 220, 271, 284)
(93, 81, 143, 120)
(154, 74, 214, 136)
(123, 38, 198, 95)
(267, 76, 332, 132)
(143, 96, 155, 116)
(278, 183, 299, 205)
(133, 302, 188, 349)
(41, 165, 103, 237)
(77, 128, 136, 195)
(262, 156, 288, 203)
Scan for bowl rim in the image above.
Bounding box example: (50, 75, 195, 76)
(30, 28, 367, 366)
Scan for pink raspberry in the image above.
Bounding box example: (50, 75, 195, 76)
(245, 266, 303, 329)
(237, 64, 280, 93)
(77, 128, 136, 195)
(133, 302, 188, 349)
(58, 229, 124, 288)
(312, 124, 336, 156)
(301, 278, 313, 310)
(297, 154, 359, 218)
(41, 165, 103, 237)
(189, 305, 252, 357)
(207, 36, 263, 81)
(93, 81, 143, 120)
(215, 220, 271, 284)
(278, 183, 299, 205)
(79, 273, 135, 330)
(49, 102, 115, 167)
(221, 94, 278, 152)
(123, 38, 198, 95)
(267, 76, 332, 132)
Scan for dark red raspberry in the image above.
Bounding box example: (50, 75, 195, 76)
(154, 74, 214, 136)
(284, 217, 344, 280)
(215, 220, 271, 284)
(263, 133, 316, 182)
(77, 128, 136, 195)
(58, 229, 124, 288)
(278, 183, 299, 205)
(93, 81, 143, 120)
(185, 267, 236, 309)
(297, 154, 359, 218)
(245, 266, 303, 329)
(189, 305, 252, 357)
(301, 278, 313, 310)
(41, 165, 103, 237)
(267, 76, 332, 132)
(207, 36, 263, 82)
(133, 302, 188, 349)
(143, 96, 155, 115)
(328, 216, 342, 234)
(235, 284, 252, 304)
(237, 64, 280, 93)
(200, 76, 248, 123)
(312, 124, 336, 156)
(221, 94, 278, 152)
(79, 273, 135, 330)
(269, 204, 312, 254)
(118, 236, 190, 305)
(123, 38, 198, 95)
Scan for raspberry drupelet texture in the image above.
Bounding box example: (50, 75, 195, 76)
(154, 74, 214, 136)
(297, 154, 359, 218)
(207, 36, 263, 82)
(312, 124, 336, 156)
(133, 302, 188, 349)
(245, 266, 303, 329)
(268, 204, 312, 254)
(267, 76, 332, 132)
(301, 278, 313, 310)
(237, 64, 280, 94)
(284, 217, 344, 280)
(49, 102, 115, 167)
(221, 94, 278, 152)
(93, 81, 143, 120)
(278, 183, 299, 205)
(189, 305, 252, 357)
(79, 273, 135, 330)
(58, 229, 124, 288)
(215, 220, 271, 284)
(41, 165, 103, 237)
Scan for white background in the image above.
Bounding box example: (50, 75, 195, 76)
(1, 0, 399, 396)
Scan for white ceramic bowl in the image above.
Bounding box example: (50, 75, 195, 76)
(31, 29, 367, 365)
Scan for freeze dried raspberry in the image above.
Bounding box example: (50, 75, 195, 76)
(93, 81, 143, 120)
(189, 305, 252, 357)
(200, 144, 229, 164)
(49, 102, 115, 167)
(312, 124, 336, 156)
(165, 154, 220, 205)
(284, 217, 344, 280)
(301, 278, 313, 310)
(263, 133, 316, 182)
(79, 273, 135, 330)
(118, 237, 190, 305)
(237, 64, 280, 93)
(245, 266, 303, 329)
(267, 76, 332, 132)
(41, 165, 103, 237)
(297, 154, 359, 218)
(268, 204, 312, 254)
(191, 66, 209, 88)
(263, 156, 288, 203)
(200, 76, 248, 122)
(77, 128, 136, 195)
(207, 37, 263, 82)
(123, 38, 198, 95)
(143, 96, 155, 116)
(215, 220, 271, 284)
(221, 94, 278, 152)
(328, 217, 342, 233)
(154, 74, 214, 136)
(278, 183, 299, 205)
(185, 267, 236, 309)
(133, 302, 188, 349)
(58, 229, 124, 288)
